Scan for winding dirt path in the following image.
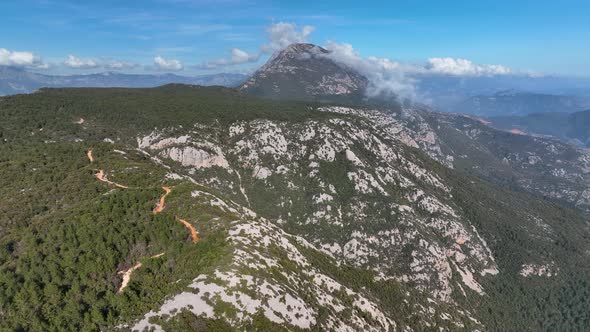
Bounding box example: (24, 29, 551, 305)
(117, 252, 166, 293)
(153, 187, 199, 242)
(87, 149, 128, 188)
(85, 150, 200, 293)
(176, 217, 199, 243)
(117, 262, 142, 293)
(95, 170, 129, 189)
(153, 186, 172, 214)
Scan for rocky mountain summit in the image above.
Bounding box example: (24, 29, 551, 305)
(239, 43, 368, 101)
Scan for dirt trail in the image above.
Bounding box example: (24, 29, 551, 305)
(117, 253, 166, 293)
(117, 262, 142, 293)
(175, 217, 199, 243)
(153, 187, 199, 243)
(84, 150, 198, 294)
(153, 186, 172, 214)
(95, 170, 129, 189)
(87, 149, 129, 188)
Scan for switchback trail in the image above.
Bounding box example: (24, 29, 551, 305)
(176, 217, 199, 243)
(153, 187, 199, 243)
(95, 170, 129, 189)
(85, 150, 200, 294)
(153, 186, 172, 214)
(87, 149, 129, 188)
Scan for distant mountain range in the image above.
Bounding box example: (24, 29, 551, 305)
(487, 109, 590, 147)
(415, 74, 590, 110)
(0, 66, 247, 95)
(451, 90, 589, 116)
(4, 52, 590, 118)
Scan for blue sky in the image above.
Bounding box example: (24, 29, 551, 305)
(1, 0, 589, 76)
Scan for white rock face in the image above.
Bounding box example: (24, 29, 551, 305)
(136, 108, 499, 305)
(138, 131, 230, 170)
(520, 262, 558, 277)
(161, 146, 229, 169)
(132, 218, 397, 332)
(252, 165, 272, 179)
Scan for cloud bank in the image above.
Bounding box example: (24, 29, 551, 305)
(0, 48, 46, 68)
(199, 48, 259, 69)
(62, 55, 138, 71)
(64, 55, 99, 69)
(323, 42, 417, 100)
(426, 57, 511, 76)
(318, 41, 516, 102)
(198, 22, 315, 69)
(153, 56, 183, 71)
(262, 22, 315, 52)
(104, 60, 137, 70)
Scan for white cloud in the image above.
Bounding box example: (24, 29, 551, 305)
(104, 60, 137, 70)
(230, 48, 259, 64)
(200, 48, 260, 69)
(0, 48, 46, 68)
(196, 22, 312, 70)
(64, 55, 99, 69)
(320, 41, 515, 100)
(426, 57, 511, 76)
(323, 42, 417, 100)
(153, 56, 183, 71)
(262, 22, 315, 52)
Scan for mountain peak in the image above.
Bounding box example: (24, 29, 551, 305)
(281, 43, 329, 55)
(239, 43, 368, 101)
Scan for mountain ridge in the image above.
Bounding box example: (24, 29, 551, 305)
(0, 66, 247, 95)
(2, 42, 590, 331)
(2, 85, 590, 330)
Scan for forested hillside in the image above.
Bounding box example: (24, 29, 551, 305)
(1, 86, 590, 331)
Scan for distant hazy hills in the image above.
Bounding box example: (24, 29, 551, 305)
(4, 49, 590, 120)
(417, 74, 590, 111)
(488, 109, 590, 147)
(0, 66, 247, 95)
(451, 90, 588, 116)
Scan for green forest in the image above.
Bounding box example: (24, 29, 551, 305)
(1, 86, 590, 331)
